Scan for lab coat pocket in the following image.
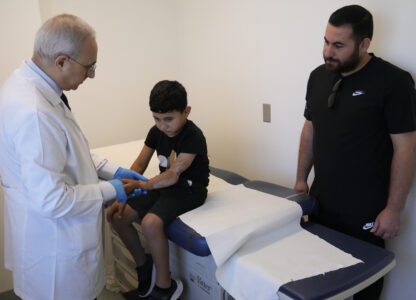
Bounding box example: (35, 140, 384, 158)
(64, 215, 101, 252)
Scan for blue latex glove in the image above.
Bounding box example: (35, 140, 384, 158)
(108, 179, 128, 203)
(114, 167, 148, 181)
(128, 188, 147, 198)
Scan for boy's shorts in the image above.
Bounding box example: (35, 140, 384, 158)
(127, 182, 207, 226)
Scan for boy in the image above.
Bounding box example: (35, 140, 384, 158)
(107, 80, 209, 300)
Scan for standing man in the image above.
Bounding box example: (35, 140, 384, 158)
(294, 5, 416, 299)
(0, 14, 145, 300)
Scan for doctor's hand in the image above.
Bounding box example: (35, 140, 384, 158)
(108, 179, 128, 203)
(114, 167, 148, 181)
(128, 188, 147, 198)
(371, 208, 401, 240)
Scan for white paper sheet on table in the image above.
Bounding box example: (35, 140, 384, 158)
(179, 184, 362, 300)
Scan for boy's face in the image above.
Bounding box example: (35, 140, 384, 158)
(152, 107, 191, 137)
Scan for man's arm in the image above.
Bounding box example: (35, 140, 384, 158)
(371, 131, 416, 239)
(294, 120, 314, 193)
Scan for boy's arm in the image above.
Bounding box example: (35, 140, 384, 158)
(130, 144, 155, 174)
(124, 152, 196, 191)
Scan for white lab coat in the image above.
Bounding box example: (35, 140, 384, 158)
(0, 62, 113, 300)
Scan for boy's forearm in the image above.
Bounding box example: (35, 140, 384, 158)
(130, 145, 154, 174)
(140, 152, 195, 190)
(130, 162, 146, 175)
(130, 158, 148, 174)
(142, 169, 179, 190)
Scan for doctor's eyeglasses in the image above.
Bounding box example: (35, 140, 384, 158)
(328, 78, 343, 108)
(69, 57, 96, 77)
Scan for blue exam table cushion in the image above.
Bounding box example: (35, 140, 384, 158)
(279, 222, 394, 299)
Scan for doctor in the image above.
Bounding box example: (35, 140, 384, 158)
(0, 14, 145, 300)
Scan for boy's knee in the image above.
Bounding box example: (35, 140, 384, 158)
(111, 211, 137, 231)
(141, 213, 164, 236)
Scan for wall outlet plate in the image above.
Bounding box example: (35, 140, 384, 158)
(263, 103, 271, 123)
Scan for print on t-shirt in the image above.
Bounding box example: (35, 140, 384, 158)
(158, 150, 177, 169)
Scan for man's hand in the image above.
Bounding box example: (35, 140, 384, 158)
(371, 208, 401, 239)
(294, 181, 309, 193)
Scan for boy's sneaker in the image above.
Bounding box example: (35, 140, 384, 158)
(148, 278, 183, 300)
(137, 254, 156, 297)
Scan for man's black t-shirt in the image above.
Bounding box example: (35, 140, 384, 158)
(305, 54, 416, 231)
(145, 120, 209, 187)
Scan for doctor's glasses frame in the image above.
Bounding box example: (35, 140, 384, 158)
(68, 56, 96, 77)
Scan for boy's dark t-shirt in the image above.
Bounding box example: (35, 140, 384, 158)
(145, 120, 209, 187)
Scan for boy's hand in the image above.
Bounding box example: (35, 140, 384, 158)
(106, 201, 125, 222)
(121, 178, 145, 194)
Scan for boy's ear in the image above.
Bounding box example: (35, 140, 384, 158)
(184, 106, 191, 117)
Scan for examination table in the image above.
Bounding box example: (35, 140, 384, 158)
(94, 141, 395, 300)
(165, 167, 395, 300)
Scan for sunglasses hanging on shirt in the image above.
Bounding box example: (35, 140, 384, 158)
(328, 77, 343, 108)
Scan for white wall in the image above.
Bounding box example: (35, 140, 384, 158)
(174, 0, 324, 187)
(39, 0, 180, 147)
(171, 2, 416, 300)
(0, 0, 41, 83)
(1, 0, 415, 298)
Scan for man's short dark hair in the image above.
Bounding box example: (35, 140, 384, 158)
(149, 80, 187, 113)
(329, 5, 373, 42)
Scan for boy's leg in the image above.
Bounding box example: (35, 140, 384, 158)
(142, 212, 183, 300)
(109, 203, 147, 266)
(141, 213, 171, 288)
(108, 201, 156, 297)
(143, 185, 205, 299)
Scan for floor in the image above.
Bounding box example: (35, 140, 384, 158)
(0, 290, 19, 300)
(99, 288, 125, 300)
(0, 288, 125, 300)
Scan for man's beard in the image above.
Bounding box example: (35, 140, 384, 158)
(324, 45, 360, 73)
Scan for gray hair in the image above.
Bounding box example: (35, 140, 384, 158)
(33, 14, 96, 64)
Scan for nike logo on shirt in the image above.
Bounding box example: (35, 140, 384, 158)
(352, 90, 365, 96)
(362, 222, 374, 230)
